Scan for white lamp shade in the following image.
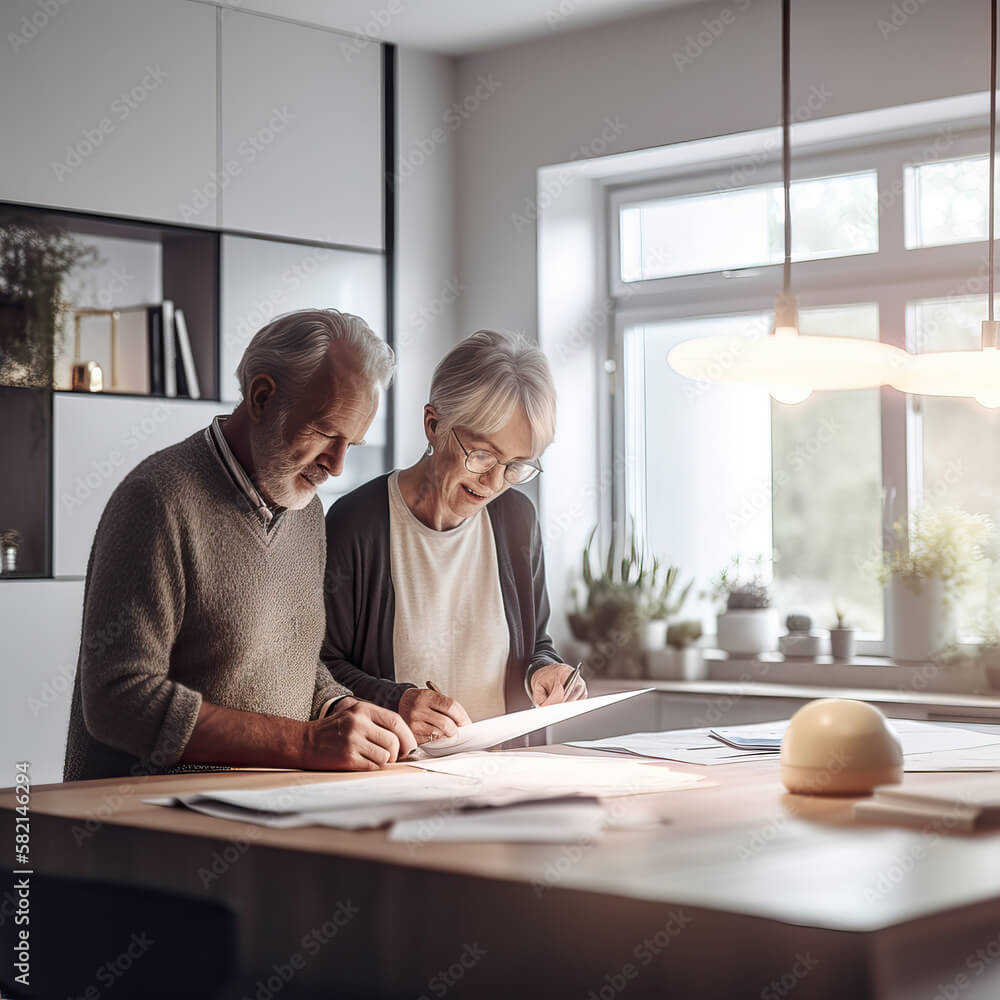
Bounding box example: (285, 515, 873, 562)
(891, 346, 1000, 406)
(667, 331, 907, 391)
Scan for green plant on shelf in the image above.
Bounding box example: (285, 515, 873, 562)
(704, 554, 773, 612)
(0, 217, 99, 388)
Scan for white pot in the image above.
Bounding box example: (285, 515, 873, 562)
(716, 609, 779, 656)
(886, 575, 955, 662)
(645, 646, 706, 681)
(641, 619, 668, 651)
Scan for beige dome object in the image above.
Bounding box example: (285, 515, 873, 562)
(780, 699, 903, 796)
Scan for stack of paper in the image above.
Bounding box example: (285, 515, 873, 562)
(145, 749, 708, 841)
(855, 775, 1000, 831)
(569, 719, 1000, 772)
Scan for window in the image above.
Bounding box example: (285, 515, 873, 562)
(613, 130, 1000, 651)
(619, 170, 878, 281)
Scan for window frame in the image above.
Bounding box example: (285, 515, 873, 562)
(609, 128, 995, 656)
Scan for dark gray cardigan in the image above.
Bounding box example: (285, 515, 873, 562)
(321, 474, 562, 713)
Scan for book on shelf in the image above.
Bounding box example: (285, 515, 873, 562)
(161, 299, 176, 398)
(146, 306, 163, 395)
(173, 308, 201, 400)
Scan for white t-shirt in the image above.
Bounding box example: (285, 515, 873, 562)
(387, 470, 509, 722)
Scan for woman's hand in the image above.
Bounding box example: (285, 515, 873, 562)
(530, 663, 588, 706)
(398, 688, 473, 744)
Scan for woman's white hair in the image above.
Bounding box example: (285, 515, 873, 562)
(236, 308, 395, 412)
(429, 330, 557, 456)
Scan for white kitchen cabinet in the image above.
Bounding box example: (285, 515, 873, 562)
(220, 9, 383, 249)
(0, 0, 218, 225)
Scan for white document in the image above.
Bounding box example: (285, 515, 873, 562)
(415, 688, 654, 757)
(389, 800, 607, 844)
(409, 750, 708, 796)
(571, 720, 1000, 770)
(567, 729, 777, 765)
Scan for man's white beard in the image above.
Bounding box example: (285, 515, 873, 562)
(249, 416, 317, 510)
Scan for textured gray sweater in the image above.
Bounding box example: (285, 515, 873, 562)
(63, 430, 350, 782)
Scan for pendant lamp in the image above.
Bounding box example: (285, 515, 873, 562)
(891, 0, 1000, 407)
(667, 0, 907, 403)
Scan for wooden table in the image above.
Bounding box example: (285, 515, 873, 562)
(2, 749, 1000, 999)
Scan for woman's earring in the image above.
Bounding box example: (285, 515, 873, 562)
(425, 444, 434, 457)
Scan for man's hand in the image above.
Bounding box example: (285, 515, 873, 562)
(398, 688, 473, 745)
(301, 697, 417, 770)
(530, 663, 588, 707)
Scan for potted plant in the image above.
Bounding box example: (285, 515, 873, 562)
(707, 555, 779, 656)
(0, 529, 21, 575)
(647, 620, 706, 680)
(640, 561, 694, 652)
(568, 523, 690, 678)
(829, 604, 856, 661)
(878, 506, 992, 662)
(0, 217, 99, 388)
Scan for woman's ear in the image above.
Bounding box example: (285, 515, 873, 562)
(423, 404, 440, 443)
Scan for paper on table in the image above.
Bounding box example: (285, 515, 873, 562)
(567, 729, 777, 765)
(409, 750, 709, 795)
(388, 800, 607, 844)
(415, 688, 654, 757)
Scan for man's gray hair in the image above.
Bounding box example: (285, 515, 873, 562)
(236, 308, 395, 406)
(429, 330, 557, 455)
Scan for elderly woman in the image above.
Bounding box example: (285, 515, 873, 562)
(321, 330, 586, 743)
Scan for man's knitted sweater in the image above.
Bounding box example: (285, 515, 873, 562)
(63, 429, 350, 782)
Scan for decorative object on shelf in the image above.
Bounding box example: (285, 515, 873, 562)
(891, 0, 1000, 406)
(0, 217, 99, 388)
(70, 360, 103, 393)
(0, 529, 21, 574)
(647, 620, 706, 681)
(877, 505, 993, 661)
(828, 604, 857, 661)
(707, 555, 780, 656)
(666, 0, 906, 402)
(779, 611, 827, 658)
(567, 523, 691, 678)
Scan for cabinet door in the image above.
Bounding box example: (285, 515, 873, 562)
(0, 0, 217, 225)
(52, 395, 222, 577)
(220, 10, 383, 249)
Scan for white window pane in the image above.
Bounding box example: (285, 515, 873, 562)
(906, 155, 1000, 249)
(770, 304, 884, 637)
(620, 171, 878, 281)
(625, 314, 772, 635)
(909, 295, 1000, 640)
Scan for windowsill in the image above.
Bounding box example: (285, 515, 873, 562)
(640, 646, 1000, 699)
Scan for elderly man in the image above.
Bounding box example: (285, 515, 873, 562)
(64, 309, 416, 782)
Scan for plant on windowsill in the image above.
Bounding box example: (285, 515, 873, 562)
(567, 522, 691, 679)
(0, 529, 22, 575)
(706, 555, 779, 657)
(829, 604, 857, 661)
(646, 619, 706, 681)
(876, 505, 993, 662)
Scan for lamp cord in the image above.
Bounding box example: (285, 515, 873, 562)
(990, 0, 996, 324)
(782, 0, 791, 295)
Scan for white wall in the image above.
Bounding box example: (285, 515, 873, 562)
(454, 0, 987, 644)
(394, 48, 461, 464)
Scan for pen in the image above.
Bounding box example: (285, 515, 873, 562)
(425, 680, 444, 695)
(561, 662, 583, 703)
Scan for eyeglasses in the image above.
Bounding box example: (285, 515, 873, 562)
(452, 429, 542, 485)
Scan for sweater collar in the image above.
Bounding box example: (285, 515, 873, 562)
(205, 416, 286, 528)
